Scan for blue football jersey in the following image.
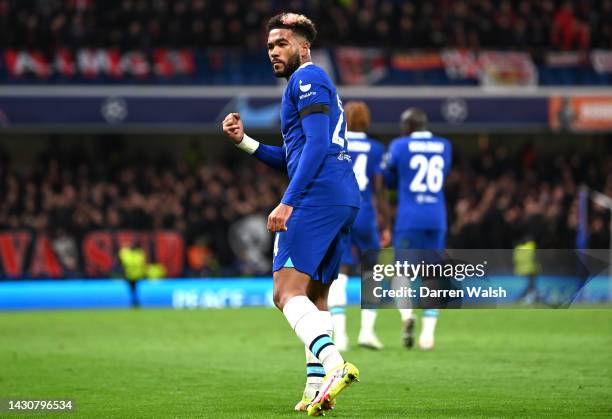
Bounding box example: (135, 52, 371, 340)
(385, 131, 452, 230)
(346, 131, 385, 217)
(280, 62, 360, 208)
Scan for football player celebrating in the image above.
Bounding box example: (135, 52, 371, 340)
(222, 13, 360, 416)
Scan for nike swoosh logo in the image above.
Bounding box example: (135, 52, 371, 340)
(299, 81, 311, 92)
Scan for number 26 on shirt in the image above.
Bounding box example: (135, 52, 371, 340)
(409, 154, 444, 193)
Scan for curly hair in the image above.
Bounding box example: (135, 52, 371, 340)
(345, 101, 371, 132)
(266, 13, 317, 44)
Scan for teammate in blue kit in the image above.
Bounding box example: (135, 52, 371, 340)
(385, 108, 452, 350)
(222, 13, 360, 416)
(327, 101, 390, 351)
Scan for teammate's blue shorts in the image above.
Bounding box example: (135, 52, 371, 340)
(393, 228, 446, 250)
(273, 205, 359, 284)
(341, 222, 379, 266)
(395, 229, 446, 316)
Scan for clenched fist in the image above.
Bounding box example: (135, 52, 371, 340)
(267, 203, 293, 232)
(222, 112, 245, 144)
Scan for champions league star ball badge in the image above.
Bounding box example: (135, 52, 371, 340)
(101, 97, 128, 124)
(442, 97, 468, 124)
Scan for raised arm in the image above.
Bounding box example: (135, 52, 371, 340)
(222, 112, 287, 173)
(254, 143, 287, 173)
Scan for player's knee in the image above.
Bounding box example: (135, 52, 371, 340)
(272, 288, 285, 310)
(313, 295, 328, 311)
(272, 278, 298, 310)
(273, 268, 311, 310)
(273, 287, 304, 311)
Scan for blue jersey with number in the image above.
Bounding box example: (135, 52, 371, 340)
(385, 131, 452, 230)
(281, 62, 360, 208)
(346, 131, 385, 221)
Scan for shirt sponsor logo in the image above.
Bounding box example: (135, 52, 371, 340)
(416, 194, 439, 204)
(299, 80, 312, 92)
(299, 91, 316, 100)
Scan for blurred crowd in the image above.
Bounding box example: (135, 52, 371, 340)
(445, 142, 611, 249)
(1, 0, 611, 51)
(0, 140, 287, 275)
(0, 138, 610, 277)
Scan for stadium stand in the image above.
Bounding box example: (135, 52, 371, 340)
(1, 0, 611, 85)
(1, 0, 611, 50)
(0, 1, 610, 279)
(0, 138, 609, 277)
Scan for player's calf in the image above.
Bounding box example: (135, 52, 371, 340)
(279, 272, 344, 372)
(328, 273, 349, 351)
(358, 309, 383, 350)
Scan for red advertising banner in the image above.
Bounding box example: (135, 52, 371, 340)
(545, 51, 588, 67)
(3, 48, 195, 79)
(0, 230, 184, 278)
(391, 51, 444, 71)
(334, 47, 387, 85)
(549, 96, 612, 131)
(441, 49, 537, 86)
(440, 49, 480, 79)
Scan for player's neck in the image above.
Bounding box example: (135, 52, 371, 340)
(408, 130, 433, 138)
(286, 59, 313, 80)
(299, 57, 312, 67)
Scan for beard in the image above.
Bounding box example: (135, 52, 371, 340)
(271, 53, 301, 79)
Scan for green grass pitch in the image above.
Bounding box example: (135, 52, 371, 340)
(1, 308, 611, 418)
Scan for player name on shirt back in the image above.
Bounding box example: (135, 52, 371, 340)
(408, 141, 445, 153)
(347, 140, 372, 153)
